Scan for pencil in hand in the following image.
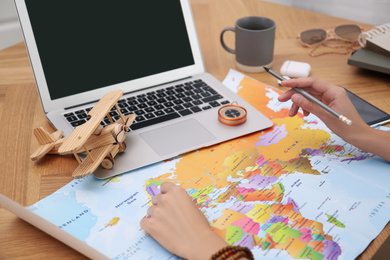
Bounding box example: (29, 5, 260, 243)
(263, 67, 352, 126)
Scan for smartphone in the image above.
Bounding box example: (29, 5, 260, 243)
(346, 89, 390, 127)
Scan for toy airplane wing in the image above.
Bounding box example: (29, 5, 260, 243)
(58, 90, 124, 154)
(72, 144, 114, 179)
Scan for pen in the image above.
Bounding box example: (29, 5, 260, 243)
(263, 67, 352, 126)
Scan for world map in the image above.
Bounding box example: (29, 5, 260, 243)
(28, 70, 390, 259)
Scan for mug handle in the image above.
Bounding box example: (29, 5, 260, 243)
(220, 27, 235, 54)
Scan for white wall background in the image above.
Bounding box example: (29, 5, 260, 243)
(0, 0, 390, 50)
(265, 0, 390, 26)
(0, 0, 23, 50)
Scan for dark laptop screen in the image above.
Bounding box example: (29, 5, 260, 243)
(25, 1, 195, 100)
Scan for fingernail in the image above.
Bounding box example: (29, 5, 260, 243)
(281, 79, 291, 86)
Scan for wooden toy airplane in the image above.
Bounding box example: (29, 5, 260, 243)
(30, 90, 135, 179)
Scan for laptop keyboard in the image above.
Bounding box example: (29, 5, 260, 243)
(62, 79, 231, 131)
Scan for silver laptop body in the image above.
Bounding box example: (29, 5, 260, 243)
(14, 0, 273, 178)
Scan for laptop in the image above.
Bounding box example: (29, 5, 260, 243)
(14, 0, 273, 179)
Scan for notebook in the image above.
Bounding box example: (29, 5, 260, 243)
(14, 0, 273, 179)
(348, 48, 390, 75)
(358, 23, 390, 58)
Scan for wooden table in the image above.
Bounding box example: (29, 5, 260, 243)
(1, 0, 389, 259)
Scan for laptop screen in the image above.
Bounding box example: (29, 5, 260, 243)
(24, 1, 195, 100)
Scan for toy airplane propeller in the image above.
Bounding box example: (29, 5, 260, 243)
(31, 90, 135, 179)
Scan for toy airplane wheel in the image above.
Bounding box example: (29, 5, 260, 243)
(101, 156, 115, 169)
(218, 103, 247, 126)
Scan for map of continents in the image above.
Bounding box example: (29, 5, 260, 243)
(27, 70, 390, 259)
(144, 71, 384, 260)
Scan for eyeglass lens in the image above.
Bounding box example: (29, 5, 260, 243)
(300, 29, 327, 45)
(334, 25, 362, 41)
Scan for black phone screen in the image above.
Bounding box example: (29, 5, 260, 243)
(346, 89, 390, 126)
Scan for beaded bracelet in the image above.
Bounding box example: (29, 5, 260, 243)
(209, 245, 254, 260)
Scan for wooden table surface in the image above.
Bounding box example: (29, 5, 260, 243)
(1, 0, 389, 259)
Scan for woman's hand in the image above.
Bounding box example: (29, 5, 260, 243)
(140, 182, 228, 260)
(278, 77, 369, 143)
(278, 77, 390, 161)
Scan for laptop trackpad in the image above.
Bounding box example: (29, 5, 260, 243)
(139, 119, 216, 156)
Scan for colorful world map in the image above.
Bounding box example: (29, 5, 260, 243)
(28, 70, 390, 259)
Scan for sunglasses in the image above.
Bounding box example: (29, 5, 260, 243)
(298, 24, 363, 56)
(299, 24, 363, 46)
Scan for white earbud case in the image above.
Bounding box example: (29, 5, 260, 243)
(280, 60, 311, 78)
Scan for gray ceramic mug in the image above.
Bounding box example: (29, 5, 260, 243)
(220, 16, 276, 73)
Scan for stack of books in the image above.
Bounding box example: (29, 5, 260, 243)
(348, 23, 390, 75)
